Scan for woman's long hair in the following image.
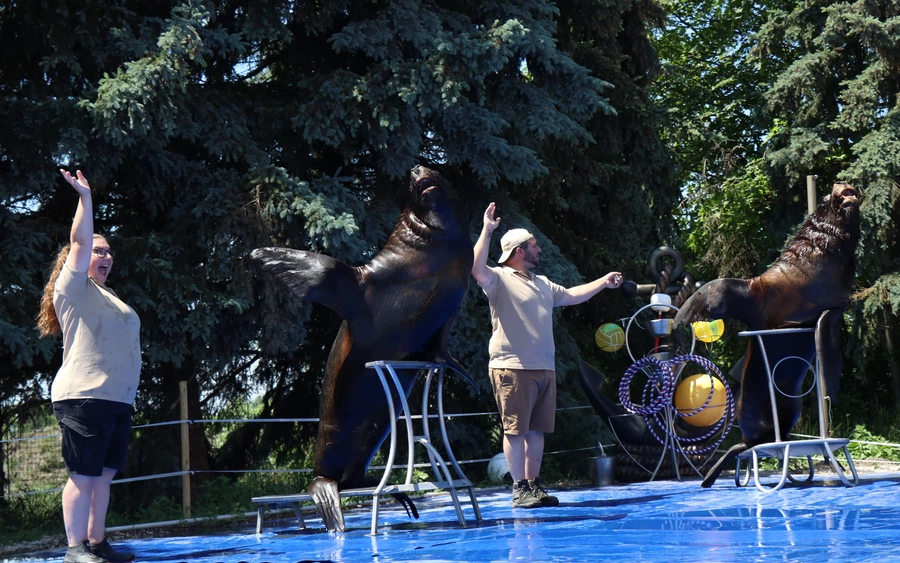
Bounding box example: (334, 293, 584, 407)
(36, 234, 106, 337)
(36, 244, 71, 337)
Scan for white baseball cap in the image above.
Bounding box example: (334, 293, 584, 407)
(498, 228, 535, 264)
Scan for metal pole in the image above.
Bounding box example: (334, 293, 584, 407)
(808, 175, 825, 435)
(807, 175, 818, 215)
(180, 381, 191, 518)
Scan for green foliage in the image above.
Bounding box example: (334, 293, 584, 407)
(847, 424, 900, 462)
(0, 492, 63, 545)
(653, 0, 783, 191)
(2, 0, 672, 516)
(682, 159, 777, 278)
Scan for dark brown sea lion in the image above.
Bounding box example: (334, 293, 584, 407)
(251, 165, 475, 530)
(673, 182, 860, 487)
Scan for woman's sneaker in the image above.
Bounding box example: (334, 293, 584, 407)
(528, 477, 560, 506)
(512, 479, 542, 508)
(88, 539, 135, 563)
(63, 543, 106, 563)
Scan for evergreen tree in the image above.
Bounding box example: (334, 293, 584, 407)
(757, 0, 900, 411)
(654, 0, 900, 422)
(1, 0, 672, 504)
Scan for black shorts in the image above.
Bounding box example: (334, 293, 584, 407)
(52, 399, 134, 477)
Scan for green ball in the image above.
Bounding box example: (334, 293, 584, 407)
(595, 323, 624, 353)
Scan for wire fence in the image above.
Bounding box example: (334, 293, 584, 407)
(0, 406, 604, 501)
(6, 406, 900, 504)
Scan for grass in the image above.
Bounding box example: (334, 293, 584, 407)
(0, 491, 63, 544)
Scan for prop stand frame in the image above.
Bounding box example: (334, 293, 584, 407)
(733, 328, 859, 492)
(619, 302, 712, 482)
(252, 361, 481, 534)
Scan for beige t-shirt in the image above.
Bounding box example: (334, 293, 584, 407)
(50, 264, 142, 405)
(479, 266, 566, 370)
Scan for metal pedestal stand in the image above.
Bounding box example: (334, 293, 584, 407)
(734, 328, 859, 492)
(252, 361, 482, 534)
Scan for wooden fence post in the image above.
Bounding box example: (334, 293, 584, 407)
(180, 381, 191, 518)
(807, 175, 818, 216)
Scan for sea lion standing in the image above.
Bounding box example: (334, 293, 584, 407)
(673, 182, 860, 487)
(251, 165, 475, 530)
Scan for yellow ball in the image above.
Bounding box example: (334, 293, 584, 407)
(692, 319, 725, 343)
(674, 373, 727, 427)
(595, 323, 624, 353)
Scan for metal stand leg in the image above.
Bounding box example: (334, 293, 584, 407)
(256, 505, 264, 534)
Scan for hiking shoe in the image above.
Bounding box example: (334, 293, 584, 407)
(529, 476, 560, 506)
(63, 543, 107, 563)
(512, 479, 542, 508)
(88, 539, 135, 563)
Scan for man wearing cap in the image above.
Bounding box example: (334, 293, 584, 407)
(472, 202, 622, 508)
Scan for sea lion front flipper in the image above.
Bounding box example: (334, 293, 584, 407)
(250, 248, 367, 322)
(701, 442, 748, 488)
(390, 493, 419, 519)
(308, 476, 345, 532)
(674, 278, 760, 329)
(440, 355, 478, 392)
(816, 308, 843, 400)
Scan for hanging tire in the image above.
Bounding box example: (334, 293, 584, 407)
(648, 246, 683, 281)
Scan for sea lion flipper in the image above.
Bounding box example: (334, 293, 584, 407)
(441, 355, 479, 392)
(344, 475, 420, 521)
(701, 443, 748, 488)
(251, 248, 366, 320)
(390, 492, 419, 519)
(577, 359, 650, 444)
(673, 278, 759, 328)
(308, 476, 345, 532)
(423, 314, 480, 392)
(816, 308, 843, 399)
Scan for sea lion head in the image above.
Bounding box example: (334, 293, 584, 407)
(826, 181, 861, 231)
(408, 165, 464, 232)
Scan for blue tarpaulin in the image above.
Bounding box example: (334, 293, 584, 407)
(10, 475, 900, 563)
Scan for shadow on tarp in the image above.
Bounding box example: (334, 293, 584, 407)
(11, 474, 900, 563)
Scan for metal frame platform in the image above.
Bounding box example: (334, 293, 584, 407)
(252, 361, 481, 534)
(734, 326, 859, 492)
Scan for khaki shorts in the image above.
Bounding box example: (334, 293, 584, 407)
(489, 368, 556, 435)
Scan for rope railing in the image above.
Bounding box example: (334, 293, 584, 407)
(0, 443, 619, 502)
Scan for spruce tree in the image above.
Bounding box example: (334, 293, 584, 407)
(1, 0, 673, 502)
(757, 0, 900, 410)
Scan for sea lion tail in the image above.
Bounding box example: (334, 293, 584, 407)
(390, 492, 420, 519)
(701, 443, 748, 488)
